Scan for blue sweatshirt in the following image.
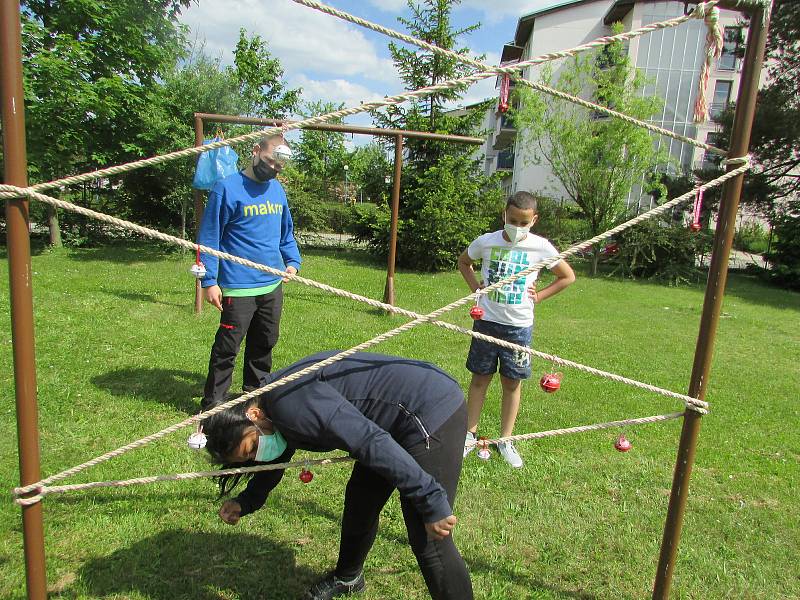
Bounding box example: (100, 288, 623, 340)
(197, 171, 302, 289)
(233, 351, 466, 524)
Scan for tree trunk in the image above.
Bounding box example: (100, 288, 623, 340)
(47, 204, 62, 247)
(591, 249, 600, 276)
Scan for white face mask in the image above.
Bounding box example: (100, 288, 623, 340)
(504, 223, 530, 244)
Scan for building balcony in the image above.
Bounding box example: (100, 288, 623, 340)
(492, 113, 516, 150)
(497, 149, 515, 171)
(709, 102, 729, 122)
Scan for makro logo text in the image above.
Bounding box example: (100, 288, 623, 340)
(243, 202, 284, 217)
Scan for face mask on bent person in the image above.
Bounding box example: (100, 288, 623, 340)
(247, 414, 288, 462)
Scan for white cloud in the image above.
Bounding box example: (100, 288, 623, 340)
(290, 74, 391, 109)
(368, 0, 562, 24)
(180, 0, 397, 83)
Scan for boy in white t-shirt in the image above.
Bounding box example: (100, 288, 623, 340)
(457, 192, 575, 468)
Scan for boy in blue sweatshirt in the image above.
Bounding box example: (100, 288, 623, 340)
(197, 133, 302, 409)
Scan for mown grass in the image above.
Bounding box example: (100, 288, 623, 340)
(1, 242, 798, 599)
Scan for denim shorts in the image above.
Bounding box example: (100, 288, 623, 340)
(466, 319, 533, 380)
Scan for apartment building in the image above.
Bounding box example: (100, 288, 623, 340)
(478, 0, 748, 211)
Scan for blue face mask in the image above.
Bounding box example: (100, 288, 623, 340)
(251, 420, 287, 462)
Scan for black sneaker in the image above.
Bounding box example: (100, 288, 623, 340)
(304, 572, 366, 599)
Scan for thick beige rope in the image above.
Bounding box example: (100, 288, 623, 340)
(14, 412, 683, 505)
(292, 0, 729, 158)
(2, 163, 747, 426)
(482, 412, 685, 446)
(9, 162, 745, 498)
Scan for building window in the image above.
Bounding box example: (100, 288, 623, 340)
(702, 132, 723, 170)
(710, 80, 732, 121)
(719, 27, 742, 71)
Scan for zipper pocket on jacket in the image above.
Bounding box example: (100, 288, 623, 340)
(398, 403, 431, 449)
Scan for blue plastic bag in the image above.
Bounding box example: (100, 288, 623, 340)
(192, 137, 239, 190)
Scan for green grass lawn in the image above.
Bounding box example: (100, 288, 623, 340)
(1, 243, 798, 599)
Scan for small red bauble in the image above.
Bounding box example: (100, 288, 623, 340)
(689, 223, 702, 232)
(539, 372, 562, 393)
(299, 468, 314, 483)
(614, 435, 632, 452)
(469, 305, 484, 320)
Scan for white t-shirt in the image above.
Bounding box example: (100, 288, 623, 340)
(467, 230, 561, 327)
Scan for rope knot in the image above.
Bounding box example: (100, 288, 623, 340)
(691, 1, 718, 22)
(722, 154, 752, 167)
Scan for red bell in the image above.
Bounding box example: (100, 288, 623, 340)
(614, 435, 632, 452)
(469, 305, 484, 320)
(299, 468, 314, 483)
(689, 222, 702, 232)
(539, 372, 562, 393)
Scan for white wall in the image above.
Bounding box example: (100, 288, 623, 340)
(513, 0, 614, 202)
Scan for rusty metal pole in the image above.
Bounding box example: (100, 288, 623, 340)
(383, 134, 403, 306)
(193, 115, 204, 314)
(1, 1, 48, 598)
(652, 6, 770, 599)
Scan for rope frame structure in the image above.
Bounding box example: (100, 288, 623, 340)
(4, 0, 756, 507)
(2, 2, 771, 598)
(8, 161, 753, 502)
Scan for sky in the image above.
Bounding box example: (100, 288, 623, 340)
(178, 0, 561, 140)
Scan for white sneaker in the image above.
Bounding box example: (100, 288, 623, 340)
(463, 431, 477, 458)
(497, 441, 523, 468)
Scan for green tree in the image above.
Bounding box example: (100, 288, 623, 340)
(18, 0, 192, 245)
(230, 29, 301, 118)
(293, 101, 348, 202)
(348, 144, 391, 203)
(120, 31, 301, 236)
(366, 0, 502, 271)
(513, 24, 665, 275)
(712, 0, 799, 288)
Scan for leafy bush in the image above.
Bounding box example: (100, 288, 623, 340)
(350, 155, 503, 271)
(608, 219, 710, 285)
(763, 210, 800, 291)
(533, 197, 590, 249)
(734, 220, 769, 254)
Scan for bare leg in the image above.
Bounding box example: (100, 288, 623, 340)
(499, 375, 522, 437)
(466, 372, 493, 433)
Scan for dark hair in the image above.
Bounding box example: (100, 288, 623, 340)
(506, 191, 538, 213)
(202, 401, 258, 497)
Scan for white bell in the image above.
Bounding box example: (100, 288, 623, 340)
(190, 262, 207, 279)
(273, 144, 293, 166)
(187, 431, 207, 450)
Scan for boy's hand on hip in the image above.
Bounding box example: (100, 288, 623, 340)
(527, 283, 539, 303)
(219, 500, 242, 525)
(425, 515, 457, 540)
(204, 285, 223, 311)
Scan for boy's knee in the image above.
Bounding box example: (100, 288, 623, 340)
(499, 375, 522, 391)
(469, 373, 493, 389)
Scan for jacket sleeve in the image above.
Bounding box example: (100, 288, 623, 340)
(279, 196, 302, 271)
(197, 182, 231, 288)
(318, 389, 452, 523)
(233, 446, 295, 517)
